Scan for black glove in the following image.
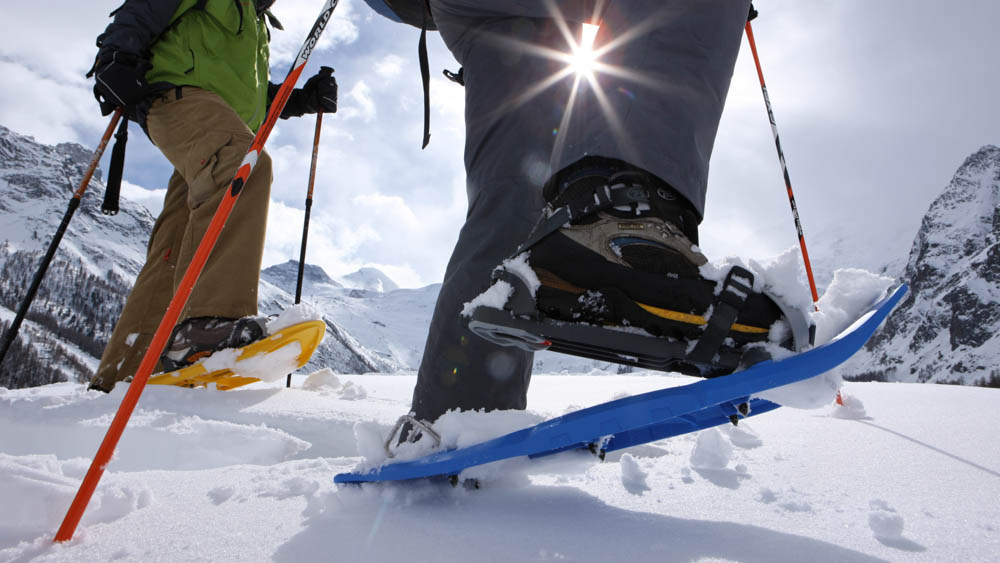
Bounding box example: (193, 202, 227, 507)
(280, 66, 337, 119)
(92, 51, 150, 116)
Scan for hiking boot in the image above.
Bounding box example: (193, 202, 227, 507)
(160, 316, 268, 372)
(522, 157, 788, 354)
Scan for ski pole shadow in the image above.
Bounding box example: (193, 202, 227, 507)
(855, 420, 1000, 479)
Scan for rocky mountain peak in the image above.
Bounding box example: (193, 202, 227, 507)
(261, 260, 342, 291)
(905, 145, 1000, 296)
(847, 145, 1000, 384)
(341, 267, 399, 293)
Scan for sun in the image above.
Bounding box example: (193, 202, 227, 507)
(570, 23, 601, 77)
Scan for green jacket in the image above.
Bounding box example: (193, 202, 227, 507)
(146, 0, 271, 131)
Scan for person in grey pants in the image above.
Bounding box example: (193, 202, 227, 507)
(368, 0, 782, 425)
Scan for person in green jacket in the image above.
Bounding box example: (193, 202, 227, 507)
(88, 0, 337, 392)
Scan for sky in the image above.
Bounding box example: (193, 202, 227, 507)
(2, 0, 998, 288)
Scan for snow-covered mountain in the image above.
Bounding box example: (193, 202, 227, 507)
(843, 145, 1000, 385)
(0, 123, 634, 388)
(0, 125, 411, 386)
(338, 267, 398, 293)
(0, 125, 154, 387)
(3, 124, 997, 389)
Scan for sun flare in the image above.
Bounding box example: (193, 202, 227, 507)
(571, 23, 601, 76)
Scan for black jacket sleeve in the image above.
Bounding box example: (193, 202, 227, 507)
(96, 0, 184, 60)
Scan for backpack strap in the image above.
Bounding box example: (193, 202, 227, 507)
(419, 0, 432, 148)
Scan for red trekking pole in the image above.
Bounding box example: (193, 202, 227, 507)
(746, 12, 842, 405)
(54, 0, 343, 542)
(745, 18, 821, 306)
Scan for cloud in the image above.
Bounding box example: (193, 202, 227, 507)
(266, 0, 362, 67)
(120, 180, 166, 217)
(5, 0, 999, 292)
(0, 62, 106, 147)
(340, 81, 377, 122)
(374, 54, 404, 78)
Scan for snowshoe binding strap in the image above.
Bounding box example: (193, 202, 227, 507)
(516, 170, 655, 255)
(688, 266, 755, 366)
(384, 414, 441, 459)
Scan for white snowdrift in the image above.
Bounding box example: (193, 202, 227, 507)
(0, 374, 997, 562)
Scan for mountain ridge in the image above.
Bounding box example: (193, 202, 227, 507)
(3, 124, 997, 388)
(842, 144, 1000, 384)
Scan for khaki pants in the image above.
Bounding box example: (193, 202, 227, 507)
(90, 87, 271, 391)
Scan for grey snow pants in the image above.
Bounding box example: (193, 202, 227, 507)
(411, 0, 750, 421)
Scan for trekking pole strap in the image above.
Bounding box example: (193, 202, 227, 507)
(102, 116, 129, 215)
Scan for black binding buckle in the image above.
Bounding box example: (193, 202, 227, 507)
(688, 266, 755, 365)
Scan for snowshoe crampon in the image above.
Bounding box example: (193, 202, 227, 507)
(468, 262, 814, 377)
(148, 320, 326, 390)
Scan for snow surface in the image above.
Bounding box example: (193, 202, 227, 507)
(1, 376, 998, 562)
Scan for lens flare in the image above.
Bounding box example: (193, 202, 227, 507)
(571, 23, 601, 76)
(469, 4, 676, 172)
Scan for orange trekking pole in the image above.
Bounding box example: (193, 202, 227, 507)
(746, 9, 842, 405)
(54, 1, 343, 542)
(745, 14, 820, 306)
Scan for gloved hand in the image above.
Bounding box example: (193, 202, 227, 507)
(280, 66, 337, 118)
(92, 51, 150, 116)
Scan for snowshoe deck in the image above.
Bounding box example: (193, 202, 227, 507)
(334, 284, 906, 484)
(148, 320, 326, 390)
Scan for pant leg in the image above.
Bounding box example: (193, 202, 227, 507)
(411, 6, 573, 421)
(411, 0, 749, 419)
(145, 87, 271, 321)
(90, 171, 188, 391)
(432, 0, 750, 216)
(411, 174, 541, 421)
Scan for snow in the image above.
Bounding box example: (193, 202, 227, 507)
(754, 266, 895, 409)
(267, 304, 322, 333)
(831, 393, 869, 420)
(812, 269, 896, 346)
(300, 368, 367, 401)
(869, 499, 906, 541)
(460, 280, 513, 317)
(619, 453, 650, 495)
(501, 252, 542, 297)
(1, 376, 998, 562)
(689, 428, 733, 470)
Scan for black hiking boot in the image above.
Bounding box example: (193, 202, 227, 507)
(160, 316, 269, 372)
(468, 157, 812, 376)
